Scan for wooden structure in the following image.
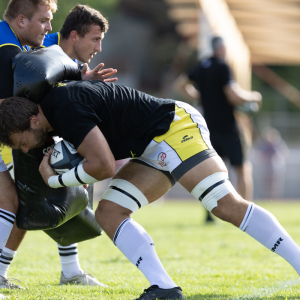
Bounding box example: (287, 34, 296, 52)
(165, 0, 300, 89)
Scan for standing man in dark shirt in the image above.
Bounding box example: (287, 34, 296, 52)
(0, 79, 299, 300)
(174, 36, 261, 205)
(0, 0, 114, 288)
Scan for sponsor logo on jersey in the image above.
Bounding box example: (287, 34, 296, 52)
(271, 237, 283, 252)
(130, 151, 136, 158)
(55, 82, 66, 87)
(181, 135, 193, 143)
(136, 256, 143, 268)
(157, 152, 167, 167)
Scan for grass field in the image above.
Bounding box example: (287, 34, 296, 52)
(3, 199, 300, 299)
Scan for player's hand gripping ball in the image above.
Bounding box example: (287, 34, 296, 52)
(50, 140, 85, 175)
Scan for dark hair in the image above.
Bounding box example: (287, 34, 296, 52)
(0, 97, 39, 147)
(4, 0, 57, 21)
(60, 5, 109, 39)
(211, 36, 224, 52)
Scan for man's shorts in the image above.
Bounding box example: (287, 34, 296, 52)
(209, 130, 245, 167)
(132, 101, 217, 184)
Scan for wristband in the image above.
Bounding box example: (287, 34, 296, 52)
(48, 164, 98, 188)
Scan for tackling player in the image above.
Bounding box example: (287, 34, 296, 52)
(0, 0, 115, 289)
(1, 79, 300, 299)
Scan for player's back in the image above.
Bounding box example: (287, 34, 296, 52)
(40, 80, 175, 159)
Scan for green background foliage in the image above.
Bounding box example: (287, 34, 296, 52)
(0, 0, 120, 32)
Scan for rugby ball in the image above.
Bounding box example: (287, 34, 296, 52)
(50, 140, 85, 175)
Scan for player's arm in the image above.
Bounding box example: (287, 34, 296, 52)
(173, 74, 200, 105)
(223, 81, 262, 106)
(39, 126, 116, 188)
(220, 63, 262, 106)
(77, 125, 115, 179)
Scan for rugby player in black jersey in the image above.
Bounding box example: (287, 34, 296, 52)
(1, 80, 300, 300)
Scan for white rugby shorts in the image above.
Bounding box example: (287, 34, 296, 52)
(133, 101, 217, 182)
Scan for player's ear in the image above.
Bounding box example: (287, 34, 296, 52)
(30, 115, 40, 128)
(16, 14, 28, 28)
(70, 30, 79, 42)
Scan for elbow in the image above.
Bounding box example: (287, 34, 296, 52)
(94, 159, 116, 181)
(84, 158, 116, 181)
(105, 161, 116, 178)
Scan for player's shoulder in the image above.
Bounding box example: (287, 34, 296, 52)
(0, 20, 25, 51)
(43, 32, 60, 47)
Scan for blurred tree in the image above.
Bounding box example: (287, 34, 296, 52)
(0, 0, 120, 32)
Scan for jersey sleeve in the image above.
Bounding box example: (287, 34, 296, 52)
(0, 45, 21, 98)
(57, 104, 101, 149)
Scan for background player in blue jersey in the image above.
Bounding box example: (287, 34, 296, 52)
(0, 0, 116, 289)
(42, 5, 117, 83)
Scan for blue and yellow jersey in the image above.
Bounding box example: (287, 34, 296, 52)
(0, 20, 30, 51)
(43, 32, 78, 63)
(43, 32, 61, 47)
(0, 20, 30, 164)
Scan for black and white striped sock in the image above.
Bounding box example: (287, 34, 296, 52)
(0, 209, 15, 254)
(57, 244, 83, 279)
(0, 247, 16, 277)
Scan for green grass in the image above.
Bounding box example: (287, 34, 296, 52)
(3, 200, 300, 299)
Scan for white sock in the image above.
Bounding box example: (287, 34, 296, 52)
(114, 218, 176, 289)
(0, 247, 16, 278)
(57, 244, 83, 279)
(240, 203, 300, 275)
(0, 210, 15, 253)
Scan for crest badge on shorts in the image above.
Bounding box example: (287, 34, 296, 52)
(157, 152, 167, 168)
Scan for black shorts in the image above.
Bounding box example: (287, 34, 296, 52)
(209, 130, 245, 166)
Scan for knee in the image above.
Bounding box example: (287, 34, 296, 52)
(1, 186, 19, 214)
(95, 202, 109, 228)
(95, 200, 131, 228)
(236, 161, 252, 178)
(211, 195, 249, 226)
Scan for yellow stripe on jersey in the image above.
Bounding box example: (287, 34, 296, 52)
(154, 105, 209, 161)
(57, 32, 61, 46)
(0, 146, 12, 164)
(0, 43, 22, 51)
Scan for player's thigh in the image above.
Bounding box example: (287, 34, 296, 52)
(113, 160, 172, 203)
(178, 155, 228, 192)
(178, 156, 248, 226)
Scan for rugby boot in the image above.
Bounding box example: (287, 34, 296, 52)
(59, 271, 108, 286)
(135, 285, 184, 300)
(0, 276, 24, 289)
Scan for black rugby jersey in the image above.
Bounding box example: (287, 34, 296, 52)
(188, 57, 236, 134)
(40, 80, 175, 160)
